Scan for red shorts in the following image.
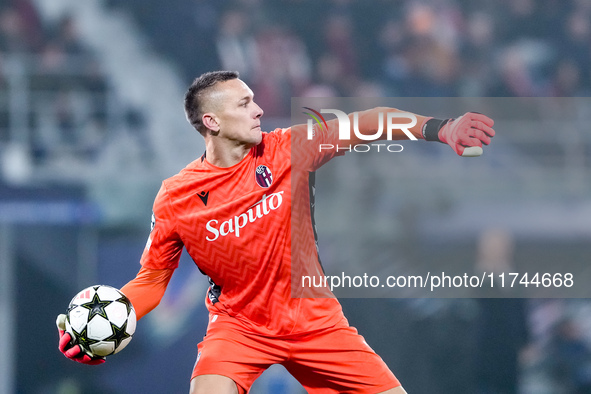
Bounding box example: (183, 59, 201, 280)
(191, 313, 400, 393)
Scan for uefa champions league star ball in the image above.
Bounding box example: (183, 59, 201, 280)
(65, 285, 136, 357)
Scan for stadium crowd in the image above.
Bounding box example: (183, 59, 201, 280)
(2, 0, 590, 164)
(108, 0, 591, 118)
(0, 0, 112, 166)
(0, 0, 154, 181)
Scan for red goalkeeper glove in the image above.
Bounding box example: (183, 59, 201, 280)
(56, 314, 106, 365)
(422, 112, 495, 156)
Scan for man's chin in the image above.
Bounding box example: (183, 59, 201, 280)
(253, 131, 263, 145)
(244, 133, 262, 148)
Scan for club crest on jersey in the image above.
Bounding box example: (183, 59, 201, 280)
(255, 165, 273, 188)
(150, 211, 156, 232)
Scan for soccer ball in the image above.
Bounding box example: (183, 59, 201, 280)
(65, 285, 136, 357)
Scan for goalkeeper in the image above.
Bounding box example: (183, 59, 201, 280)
(58, 70, 494, 393)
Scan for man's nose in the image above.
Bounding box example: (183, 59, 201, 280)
(254, 103, 264, 118)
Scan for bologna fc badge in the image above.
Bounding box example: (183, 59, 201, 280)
(255, 164, 273, 188)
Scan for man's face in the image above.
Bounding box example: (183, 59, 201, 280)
(206, 78, 264, 146)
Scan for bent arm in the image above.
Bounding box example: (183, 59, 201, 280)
(341, 107, 494, 156)
(121, 266, 174, 320)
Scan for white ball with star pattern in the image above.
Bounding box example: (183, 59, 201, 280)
(65, 285, 136, 357)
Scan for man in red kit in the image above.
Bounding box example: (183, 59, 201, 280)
(57, 70, 495, 393)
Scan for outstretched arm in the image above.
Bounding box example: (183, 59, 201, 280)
(348, 107, 495, 156)
(293, 107, 494, 172)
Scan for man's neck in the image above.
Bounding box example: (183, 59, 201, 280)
(204, 138, 253, 168)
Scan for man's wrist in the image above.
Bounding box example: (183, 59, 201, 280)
(422, 118, 452, 143)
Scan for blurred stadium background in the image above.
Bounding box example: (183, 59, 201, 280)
(1, 0, 591, 393)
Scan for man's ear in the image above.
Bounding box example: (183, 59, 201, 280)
(202, 113, 220, 132)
